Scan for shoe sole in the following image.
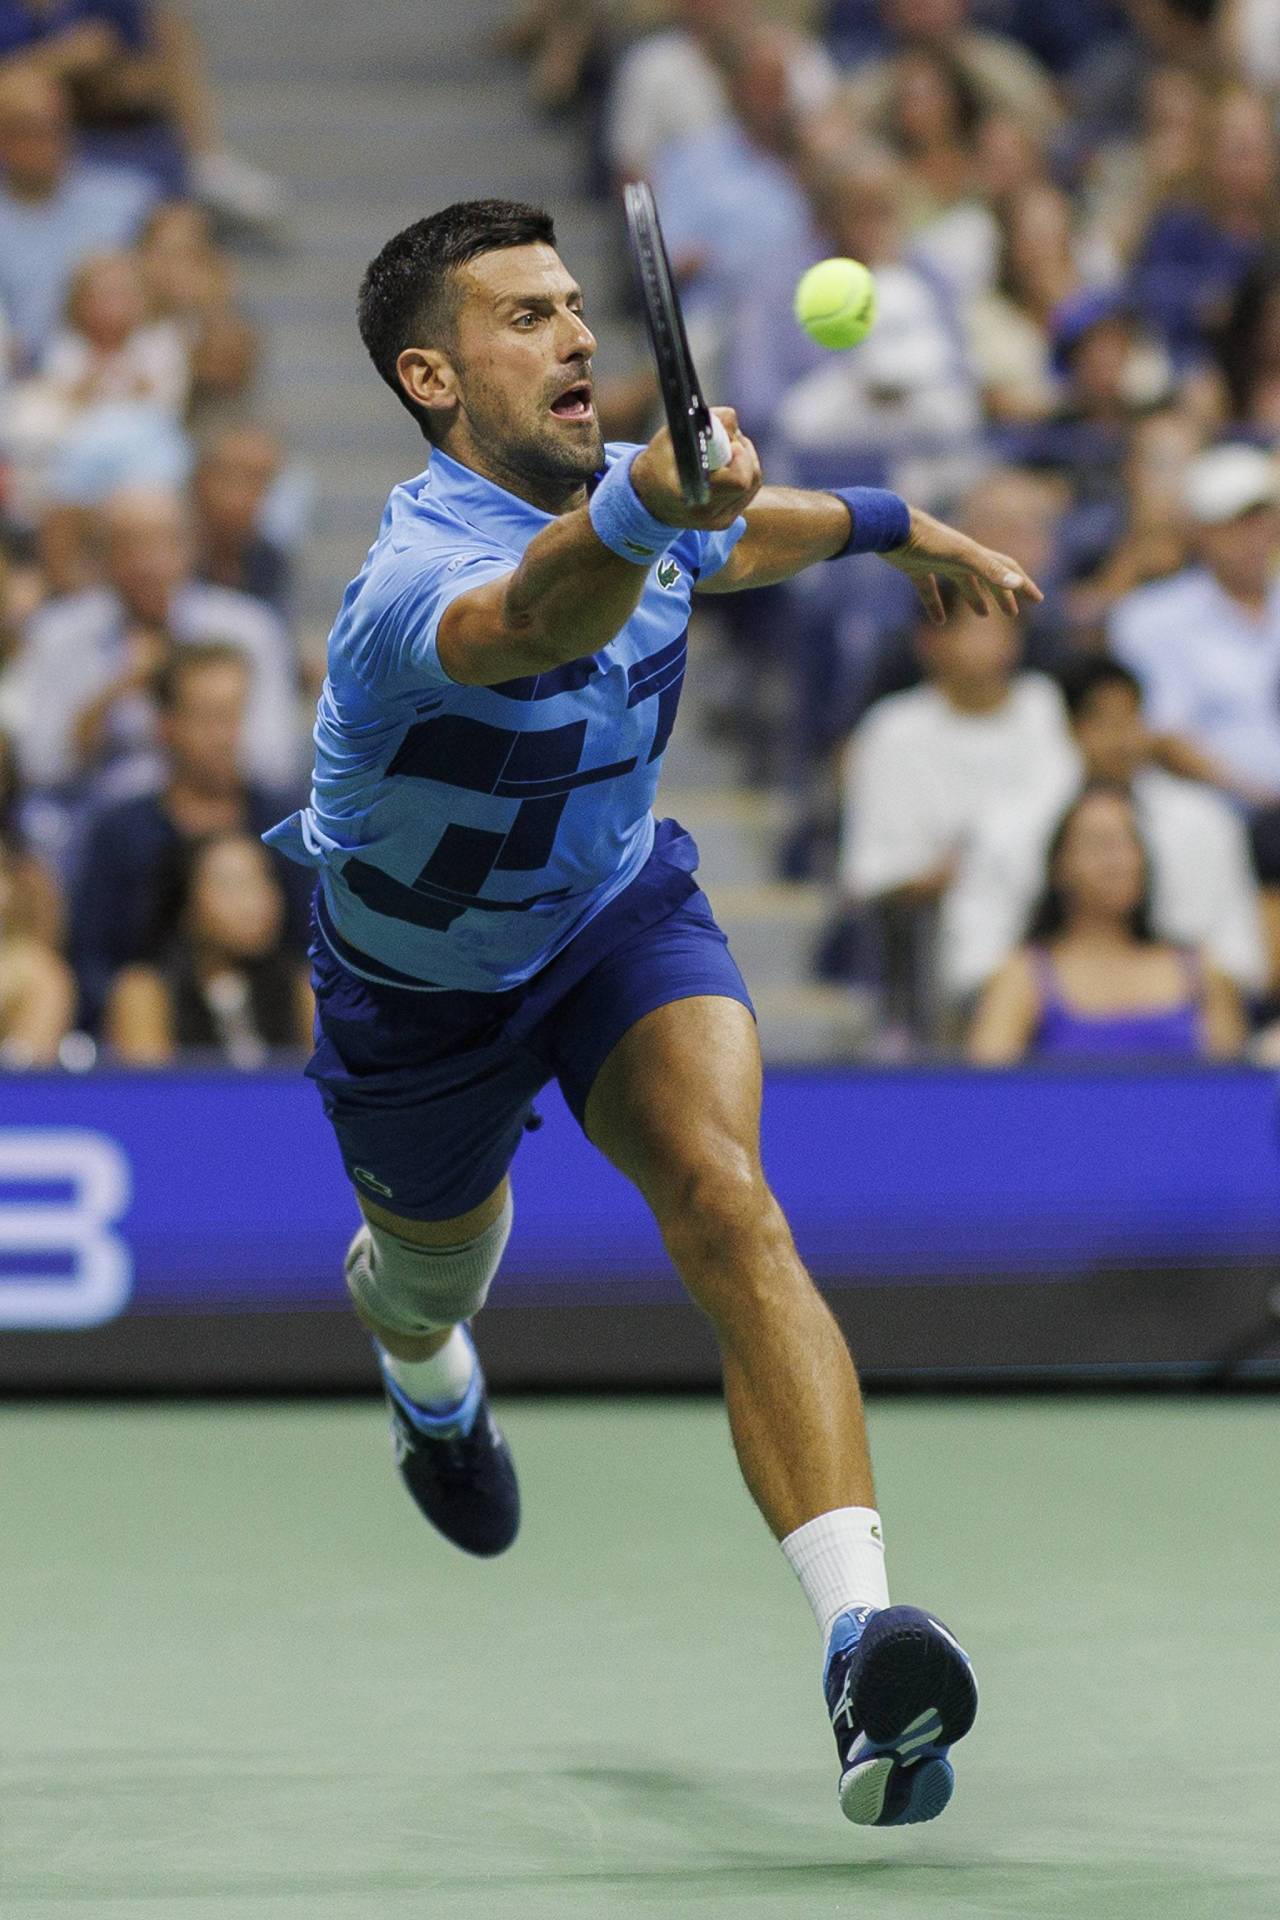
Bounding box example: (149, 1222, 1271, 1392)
(838, 1614, 977, 1827)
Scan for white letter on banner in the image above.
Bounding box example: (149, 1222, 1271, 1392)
(0, 1131, 133, 1328)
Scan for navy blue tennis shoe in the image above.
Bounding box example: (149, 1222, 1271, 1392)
(824, 1604, 978, 1826)
(381, 1335, 520, 1558)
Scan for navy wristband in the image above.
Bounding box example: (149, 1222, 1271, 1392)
(588, 449, 680, 565)
(827, 487, 912, 557)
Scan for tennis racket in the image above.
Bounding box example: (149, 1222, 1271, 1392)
(623, 181, 733, 507)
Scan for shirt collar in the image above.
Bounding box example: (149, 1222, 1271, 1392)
(417, 446, 561, 545)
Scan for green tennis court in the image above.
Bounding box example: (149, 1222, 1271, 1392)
(5, 1394, 1277, 1919)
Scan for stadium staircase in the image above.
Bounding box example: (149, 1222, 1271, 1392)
(187, 0, 870, 1059)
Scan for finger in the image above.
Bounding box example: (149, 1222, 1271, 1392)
(955, 571, 991, 617)
(978, 546, 1045, 606)
(915, 572, 946, 624)
(711, 404, 740, 438)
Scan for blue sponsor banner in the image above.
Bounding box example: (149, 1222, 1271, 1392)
(2, 1066, 1280, 1330)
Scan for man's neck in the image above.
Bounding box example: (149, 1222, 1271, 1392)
(939, 679, 1012, 718)
(4, 173, 61, 207)
(164, 775, 247, 837)
(437, 437, 589, 517)
(1212, 572, 1270, 619)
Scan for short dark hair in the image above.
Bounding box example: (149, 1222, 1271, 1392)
(1025, 780, 1157, 946)
(357, 199, 557, 441)
(154, 641, 250, 713)
(1056, 654, 1143, 722)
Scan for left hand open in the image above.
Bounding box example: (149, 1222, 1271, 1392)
(883, 507, 1044, 622)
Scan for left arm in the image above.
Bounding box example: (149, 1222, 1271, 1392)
(697, 485, 1043, 622)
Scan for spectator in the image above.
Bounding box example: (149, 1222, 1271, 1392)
(839, 598, 1076, 1045)
(0, 63, 154, 369)
(3, 246, 189, 527)
(967, 782, 1246, 1062)
(1108, 443, 1280, 806)
(0, 484, 301, 793)
(1068, 404, 1202, 623)
(947, 656, 1266, 1005)
(877, 42, 999, 302)
(0, 1, 288, 226)
(1214, 247, 1280, 436)
(1128, 85, 1279, 364)
(0, 724, 63, 947)
(68, 641, 309, 1027)
(138, 199, 260, 420)
(192, 423, 292, 613)
(837, 0, 1063, 144)
(104, 828, 312, 1065)
(650, 24, 826, 439)
(967, 184, 1083, 423)
(1008, 288, 1172, 592)
(1082, 64, 1207, 269)
(779, 147, 983, 511)
(604, 0, 838, 185)
(0, 834, 74, 1066)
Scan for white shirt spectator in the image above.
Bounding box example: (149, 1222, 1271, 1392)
(606, 27, 837, 181)
(1108, 569, 1280, 796)
(0, 162, 155, 369)
(842, 672, 1076, 900)
(0, 583, 300, 792)
(779, 263, 985, 511)
(42, 319, 189, 414)
(946, 763, 1267, 999)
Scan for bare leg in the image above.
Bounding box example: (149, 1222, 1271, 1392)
(584, 997, 874, 1539)
(351, 1180, 508, 1362)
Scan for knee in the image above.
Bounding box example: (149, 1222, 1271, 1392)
(654, 1146, 793, 1289)
(345, 1190, 513, 1338)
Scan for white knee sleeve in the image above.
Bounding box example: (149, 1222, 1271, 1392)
(344, 1190, 513, 1338)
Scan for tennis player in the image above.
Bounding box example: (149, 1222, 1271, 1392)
(268, 199, 1041, 1829)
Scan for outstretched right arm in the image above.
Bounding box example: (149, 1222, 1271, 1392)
(437, 412, 760, 686)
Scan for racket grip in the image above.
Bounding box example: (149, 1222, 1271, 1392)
(705, 413, 732, 472)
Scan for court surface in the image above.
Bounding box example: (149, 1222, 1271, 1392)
(4, 1393, 1277, 1920)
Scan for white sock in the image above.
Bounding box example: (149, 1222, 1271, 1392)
(381, 1326, 476, 1413)
(781, 1507, 890, 1646)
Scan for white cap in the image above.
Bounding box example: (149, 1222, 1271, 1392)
(1183, 444, 1279, 524)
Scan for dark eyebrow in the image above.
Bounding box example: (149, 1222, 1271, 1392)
(498, 286, 585, 313)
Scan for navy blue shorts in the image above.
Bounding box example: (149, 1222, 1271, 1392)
(306, 819, 754, 1220)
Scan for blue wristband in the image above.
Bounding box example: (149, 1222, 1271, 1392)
(827, 487, 912, 557)
(587, 450, 680, 565)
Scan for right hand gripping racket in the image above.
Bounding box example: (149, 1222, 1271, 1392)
(623, 180, 733, 507)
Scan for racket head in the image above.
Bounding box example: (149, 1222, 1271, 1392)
(624, 181, 717, 507)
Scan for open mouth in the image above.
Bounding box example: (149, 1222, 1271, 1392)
(549, 382, 594, 420)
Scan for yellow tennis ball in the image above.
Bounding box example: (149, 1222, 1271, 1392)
(794, 258, 877, 350)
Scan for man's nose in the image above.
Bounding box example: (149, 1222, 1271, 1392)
(559, 310, 596, 359)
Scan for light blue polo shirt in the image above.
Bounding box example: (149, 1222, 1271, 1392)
(266, 445, 744, 991)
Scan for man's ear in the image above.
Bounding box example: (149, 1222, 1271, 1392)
(396, 346, 456, 428)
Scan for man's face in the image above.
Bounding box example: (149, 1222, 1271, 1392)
(432, 243, 602, 490)
(1195, 502, 1280, 602)
(1072, 683, 1147, 785)
(162, 659, 249, 791)
(196, 428, 280, 544)
(922, 607, 1018, 696)
(0, 73, 69, 197)
(103, 498, 193, 624)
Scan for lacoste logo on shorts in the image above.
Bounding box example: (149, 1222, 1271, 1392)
(656, 556, 681, 590)
(354, 1167, 394, 1198)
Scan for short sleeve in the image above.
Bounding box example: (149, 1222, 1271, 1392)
(693, 516, 747, 581)
(356, 549, 514, 691)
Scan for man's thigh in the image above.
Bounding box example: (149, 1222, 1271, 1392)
(582, 994, 765, 1213)
(307, 939, 547, 1226)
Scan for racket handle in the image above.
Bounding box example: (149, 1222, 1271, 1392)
(705, 413, 732, 472)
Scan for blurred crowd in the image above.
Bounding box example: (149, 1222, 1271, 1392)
(0, 3, 312, 1070)
(508, 0, 1280, 1064)
(6, 0, 1280, 1071)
